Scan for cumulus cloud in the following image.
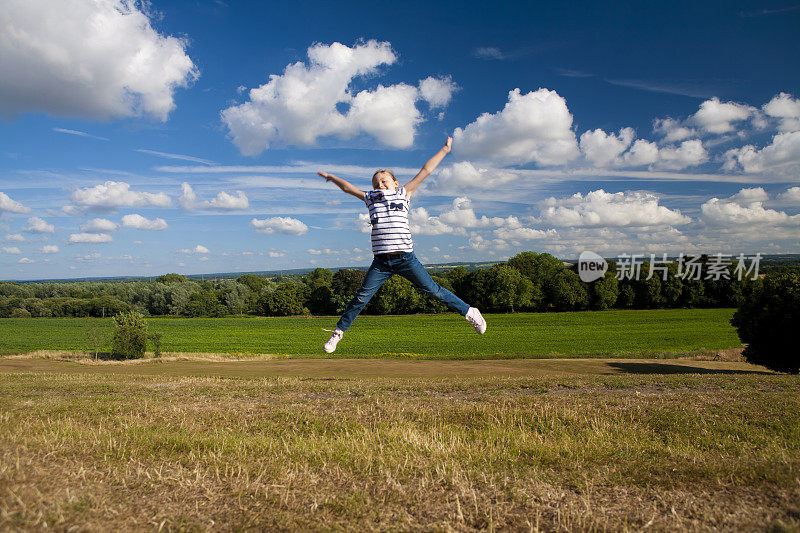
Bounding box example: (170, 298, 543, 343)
(763, 92, 800, 132)
(68, 233, 113, 243)
(653, 118, 697, 142)
(776, 186, 800, 204)
(39, 245, 59, 254)
(690, 97, 755, 134)
(701, 187, 800, 226)
(453, 88, 580, 166)
(2, 247, 22, 254)
(221, 41, 449, 155)
(80, 218, 119, 233)
(178, 183, 249, 210)
(178, 245, 210, 254)
(0, 0, 198, 121)
(431, 161, 517, 191)
(5, 234, 25, 242)
(653, 139, 708, 170)
(24, 217, 55, 234)
(418, 76, 457, 109)
(0, 192, 31, 214)
(579, 127, 634, 167)
(576, 127, 706, 170)
(70, 181, 171, 208)
(493, 226, 555, 241)
(121, 214, 168, 230)
(407, 208, 464, 236)
(724, 130, 800, 172)
(251, 216, 308, 235)
(540, 189, 692, 227)
(18, 257, 34, 264)
(439, 197, 510, 228)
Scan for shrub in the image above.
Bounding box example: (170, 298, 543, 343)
(10, 307, 31, 318)
(111, 311, 147, 359)
(731, 272, 799, 374)
(148, 332, 163, 357)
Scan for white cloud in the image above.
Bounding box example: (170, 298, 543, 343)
(39, 245, 59, 254)
(62, 205, 82, 216)
(24, 217, 55, 234)
(71, 181, 171, 208)
(762, 92, 800, 132)
(622, 139, 660, 167)
(431, 161, 518, 191)
(251, 216, 308, 235)
(418, 76, 457, 109)
(307, 248, 340, 255)
(2, 247, 22, 254)
(776, 186, 800, 204)
(268, 251, 285, 258)
(68, 233, 113, 243)
(653, 139, 708, 170)
(5, 234, 25, 242)
(540, 189, 692, 227)
(493, 226, 555, 241)
(18, 257, 33, 264)
(52, 128, 108, 141)
(579, 127, 634, 167)
(178, 245, 210, 254)
(0, 0, 198, 121)
(473, 47, 504, 60)
(690, 97, 755, 134)
(452, 88, 580, 166)
(0, 192, 31, 213)
(701, 187, 800, 226)
(221, 41, 448, 155)
(121, 214, 168, 231)
(407, 208, 464, 236)
(439, 197, 509, 228)
(80, 218, 119, 233)
(724, 130, 800, 172)
(653, 118, 697, 142)
(135, 149, 215, 165)
(179, 183, 250, 211)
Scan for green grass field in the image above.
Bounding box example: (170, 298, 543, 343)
(0, 308, 741, 358)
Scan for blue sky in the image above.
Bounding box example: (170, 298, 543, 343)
(1, 0, 799, 280)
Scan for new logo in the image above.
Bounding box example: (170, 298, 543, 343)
(578, 251, 608, 282)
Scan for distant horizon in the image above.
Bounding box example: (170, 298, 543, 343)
(4, 252, 798, 284)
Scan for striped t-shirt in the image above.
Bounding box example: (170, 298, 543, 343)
(364, 187, 413, 254)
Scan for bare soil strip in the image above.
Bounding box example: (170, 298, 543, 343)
(0, 355, 770, 379)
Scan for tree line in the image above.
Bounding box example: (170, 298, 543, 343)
(0, 252, 763, 318)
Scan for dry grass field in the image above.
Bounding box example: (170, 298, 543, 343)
(1, 355, 798, 531)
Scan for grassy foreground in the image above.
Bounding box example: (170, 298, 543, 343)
(0, 308, 741, 358)
(1, 358, 798, 531)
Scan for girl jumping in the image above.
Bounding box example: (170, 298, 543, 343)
(317, 136, 486, 353)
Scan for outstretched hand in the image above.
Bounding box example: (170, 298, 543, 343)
(317, 171, 333, 182)
(442, 136, 452, 153)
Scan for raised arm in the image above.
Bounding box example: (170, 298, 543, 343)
(318, 171, 366, 201)
(404, 137, 452, 198)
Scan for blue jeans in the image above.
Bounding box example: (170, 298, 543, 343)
(337, 251, 471, 331)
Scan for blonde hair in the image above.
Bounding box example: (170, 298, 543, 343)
(372, 169, 398, 188)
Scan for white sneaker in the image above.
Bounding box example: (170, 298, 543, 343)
(465, 307, 487, 334)
(323, 328, 344, 353)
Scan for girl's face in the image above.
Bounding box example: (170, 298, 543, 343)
(373, 171, 398, 191)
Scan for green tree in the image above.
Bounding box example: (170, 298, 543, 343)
(731, 272, 799, 374)
(551, 270, 589, 311)
(155, 273, 187, 283)
(484, 264, 535, 312)
(331, 269, 367, 313)
(590, 272, 619, 311)
(111, 311, 147, 359)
